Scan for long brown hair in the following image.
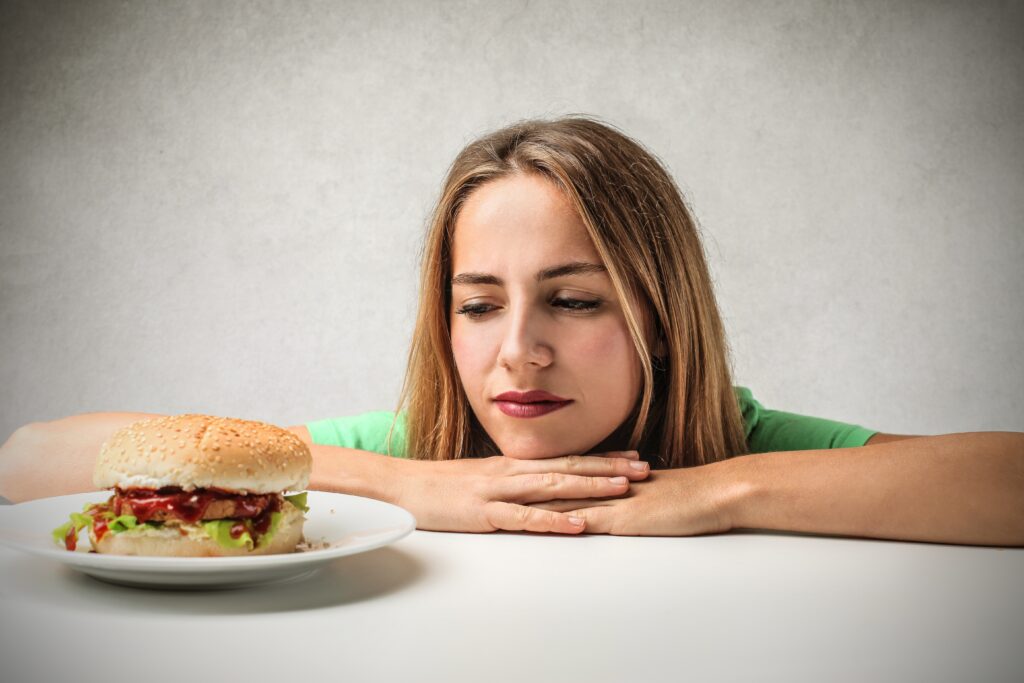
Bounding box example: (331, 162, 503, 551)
(392, 115, 748, 469)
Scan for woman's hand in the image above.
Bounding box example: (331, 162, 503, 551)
(531, 461, 744, 536)
(392, 452, 651, 534)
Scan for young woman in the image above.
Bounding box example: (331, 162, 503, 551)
(2, 116, 1022, 546)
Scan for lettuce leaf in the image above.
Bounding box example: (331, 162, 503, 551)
(109, 514, 138, 533)
(52, 523, 71, 546)
(284, 492, 308, 513)
(70, 512, 93, 528)
(51, 512, 92, 547)
(200, 511, 284, 551)
(52, 505, 141, 548)
(258, 511, 283, 547)
(201, 520, 255, 550)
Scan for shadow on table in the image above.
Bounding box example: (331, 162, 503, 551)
(4, 545, 426, 614)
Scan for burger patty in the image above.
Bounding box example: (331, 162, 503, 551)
(113, 489, 279, 523)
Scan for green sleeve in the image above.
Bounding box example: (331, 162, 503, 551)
(305, 411, 408, 458)
(734, 386, 877, 453)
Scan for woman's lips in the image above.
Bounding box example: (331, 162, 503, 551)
(495, 400, 573, 418)
(493, 390, 573, 418)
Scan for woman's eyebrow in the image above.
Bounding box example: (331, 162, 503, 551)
(451, 261, 607, 287)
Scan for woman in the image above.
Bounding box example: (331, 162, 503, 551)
(2, 116, 1022, 545)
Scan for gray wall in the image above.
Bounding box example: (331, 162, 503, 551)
(2, 0, 1022, 443)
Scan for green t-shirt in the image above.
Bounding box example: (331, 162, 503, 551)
(305, 386, 876, 457)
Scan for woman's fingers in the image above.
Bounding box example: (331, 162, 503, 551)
(515, 452, 649, 480)
(532, 498, 610, 512)
(595, 449, 641, 460)
(495, 472, 631, 504)
(484, 501, 587, 534)
(528, 503, 614, 534)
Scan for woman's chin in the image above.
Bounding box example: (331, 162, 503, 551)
(502, 450, 565, 460)
(496, 438, 596, 460)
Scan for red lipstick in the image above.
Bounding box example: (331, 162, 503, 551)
(493, 390, 573, 418)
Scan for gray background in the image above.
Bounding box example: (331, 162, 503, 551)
(1, 0, 1022, 442)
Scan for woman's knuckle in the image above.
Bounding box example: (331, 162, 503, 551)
(511, 505, 532, 525)
(540, 472, 559, 488)
(481, 503, 503, 530)
(538, 510, 558, 528)
(528, 508, 554, 530)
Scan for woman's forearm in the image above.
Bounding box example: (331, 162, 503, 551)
(307, 443, 406, 504)
(725, 432, 1024, 547)
(0, 415, 405, 506)
(0, 412, 163, 503)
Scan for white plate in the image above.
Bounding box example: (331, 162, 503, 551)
(0, 491, 416, 590)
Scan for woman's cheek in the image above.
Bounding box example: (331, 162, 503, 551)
(574, 319, 634, 365)
(573, 321, 642, 403)
(451, 327, 497, 399)
(450, 333, 473, 387)
(451, 328, 482, 368)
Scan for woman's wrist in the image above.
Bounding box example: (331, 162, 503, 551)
(307, 444, 407, 505)
(708, 456, 761, 532)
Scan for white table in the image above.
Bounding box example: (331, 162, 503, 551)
(1, 528, 1022, 682)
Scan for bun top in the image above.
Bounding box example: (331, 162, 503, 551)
(94, 414, 312, 493)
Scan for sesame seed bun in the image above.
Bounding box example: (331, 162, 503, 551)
(93, 414, 311, 493)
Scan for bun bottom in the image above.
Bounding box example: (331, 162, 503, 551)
(90, 502, 305, 557)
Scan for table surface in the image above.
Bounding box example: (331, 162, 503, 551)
(2, 522, 1023, 682)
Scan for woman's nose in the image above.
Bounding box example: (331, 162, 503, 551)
(497, 306, 553, 370)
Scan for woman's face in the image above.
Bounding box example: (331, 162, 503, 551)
(449, 172, 643, 459)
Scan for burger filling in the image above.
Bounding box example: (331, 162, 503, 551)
(53, 490, 309, 552)
(113, 487, 280, 525)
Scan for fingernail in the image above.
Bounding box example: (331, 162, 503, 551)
(568, 516, 585, 526)
(629, 461, 649, 471)
(609, 476, 628, 485)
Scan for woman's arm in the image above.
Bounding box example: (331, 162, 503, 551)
(0, 413, 163, 503)
(0, 415, 651, 536)
(728, 431, 1024, 546)
(534, 432, 1024, 546)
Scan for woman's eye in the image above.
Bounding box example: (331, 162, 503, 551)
(551, 297, 601, 312)
(454, 298, 602, 320)
(454, 303, 494, 319)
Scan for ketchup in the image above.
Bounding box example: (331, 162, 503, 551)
(114, 487, 276, 524)
(63, 500, 114, 550)
(116, 488, 218, 524)
(228, 496, 281, 545)
(93, 517, 110, 542)
(253, 496, 282, 536)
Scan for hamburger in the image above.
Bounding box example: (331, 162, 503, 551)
(52, 414, 312, 557)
